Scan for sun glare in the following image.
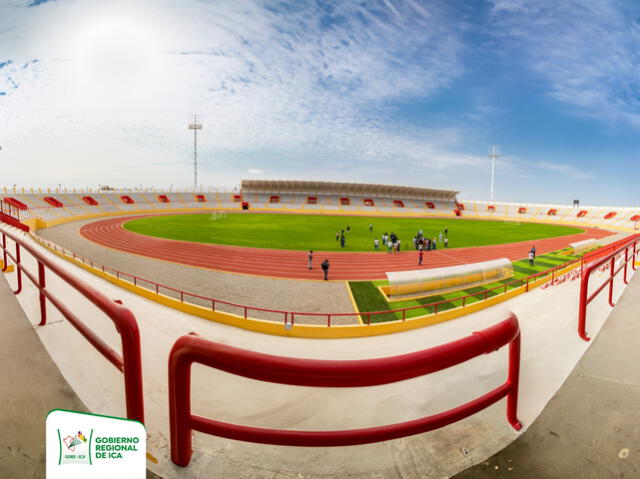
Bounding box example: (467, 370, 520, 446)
(73, 16, 162, 104)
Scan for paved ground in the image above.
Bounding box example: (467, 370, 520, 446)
(0, 273, 87, 478)
(0, 272, 164, 479)
(455, 267, 640, 479)
(79, 214, 612, 280)
(37, 219, 358, 325)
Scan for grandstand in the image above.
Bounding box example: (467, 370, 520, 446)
(3, 182, 639, 232)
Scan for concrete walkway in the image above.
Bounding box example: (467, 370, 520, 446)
(455, 268, 640, 478)
(0, 272, 87, 478)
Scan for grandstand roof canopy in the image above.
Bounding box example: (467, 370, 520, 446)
(241, 180, 459, 201)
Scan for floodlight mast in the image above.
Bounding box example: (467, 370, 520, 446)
(489, 145, 500, 202)
(188, 115, 203, 190)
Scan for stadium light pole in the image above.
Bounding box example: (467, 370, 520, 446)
(188, 115, 203, 190)
(489, 145, 500, 202)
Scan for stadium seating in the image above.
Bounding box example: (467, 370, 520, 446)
(1, 182, 637, 232)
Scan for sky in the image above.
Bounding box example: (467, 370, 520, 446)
(0, 0, 638, 205)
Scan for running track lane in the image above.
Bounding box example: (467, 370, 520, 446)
(79, 215, 613, 281)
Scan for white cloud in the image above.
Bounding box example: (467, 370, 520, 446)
(247, 168, 263, 176)
(0, 0, 472, 190)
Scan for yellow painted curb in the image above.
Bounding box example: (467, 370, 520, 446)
(1, 260, 14, 273)
(344, 281, 364, 325)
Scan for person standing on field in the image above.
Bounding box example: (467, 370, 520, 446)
(369, 223, 373, 232)
(528, 250, 534, 267)
(308, 250, 313, 270)
(340, 234, 346, 248)
(374, 238, 379, 251)
(321, 259, 330, 280)
(444, 237, 449, 248)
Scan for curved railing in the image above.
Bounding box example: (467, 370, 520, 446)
(0, 227, 144, 423)
(34, 233, 579, 327)
(578, 236, 639, 341)
(168, 313, 522, 466)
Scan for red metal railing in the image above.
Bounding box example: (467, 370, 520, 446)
(0, 211, 30, 232)
(577, 236, 639, 341)
(0, 228, 144, 423)
(168, 313, 522, 466)
(34, 234, 581, 327)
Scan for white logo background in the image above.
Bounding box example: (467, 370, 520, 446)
(46, 409, 146, 479)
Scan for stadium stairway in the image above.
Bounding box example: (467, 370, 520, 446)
(455, 267, 640, 478)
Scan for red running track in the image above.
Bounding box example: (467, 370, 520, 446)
(80, 215, 613, 281)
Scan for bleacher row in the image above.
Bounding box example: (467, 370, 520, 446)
(1, 188, 638, 231)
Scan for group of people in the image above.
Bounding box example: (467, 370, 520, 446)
(377, 232, 401, 253)
(335, 226, 351, 248)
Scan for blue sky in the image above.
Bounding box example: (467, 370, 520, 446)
(0, 0, 638, 205)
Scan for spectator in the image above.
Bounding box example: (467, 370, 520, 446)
(321, 259, 330, 280)
(308, 250, 313, 270)
(374, 238, 379, 251)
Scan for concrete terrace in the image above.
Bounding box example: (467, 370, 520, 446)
(1, 225, 638, 478)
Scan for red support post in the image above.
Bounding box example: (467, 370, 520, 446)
(38, 261, 47, 326)
(506, 330, 522, 430)
(623, 248, 629, 285)
(14, 243, 22, 294)
(608, 256, 615, 307)
(2, 233, 8, 271)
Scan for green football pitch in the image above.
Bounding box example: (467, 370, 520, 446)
(122, 213, 583, 251)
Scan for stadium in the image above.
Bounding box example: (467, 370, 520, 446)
(2, 1, 640, 478)
(2, 177, 639, 478)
